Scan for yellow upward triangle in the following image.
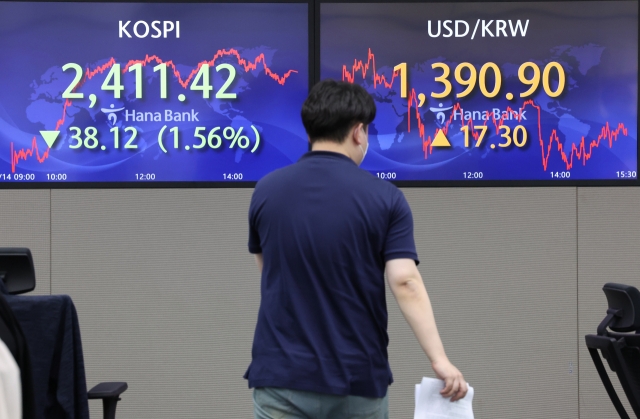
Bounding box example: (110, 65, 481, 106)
(431, 130, 451, 147)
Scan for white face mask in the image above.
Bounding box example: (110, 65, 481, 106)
(359, 143, 368, 164)
(358, 125, 368, 164)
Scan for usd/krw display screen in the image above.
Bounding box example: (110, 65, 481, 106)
(0, 2, 308, 184)
(321, 1, 638, 182)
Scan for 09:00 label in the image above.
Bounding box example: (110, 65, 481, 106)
(0, 173, 36, 180)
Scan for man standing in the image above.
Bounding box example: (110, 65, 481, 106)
(245, 79, 466, 418)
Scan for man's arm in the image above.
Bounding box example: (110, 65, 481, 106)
(254, 253, 263, 273)
(386, 258, 468, 401)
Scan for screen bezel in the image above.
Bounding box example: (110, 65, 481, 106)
(0, 0, 636, 188)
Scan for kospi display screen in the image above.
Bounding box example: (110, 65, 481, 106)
(321, 1, 638, 182)
(0, 2, 309, 184)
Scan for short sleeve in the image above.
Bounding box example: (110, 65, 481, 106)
(383, 190, 419, 265)
(248, 190, 262, 254)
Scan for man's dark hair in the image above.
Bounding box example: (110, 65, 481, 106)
(301, 79, 376, 144)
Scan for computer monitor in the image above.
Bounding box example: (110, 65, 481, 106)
(320, 0, 638, 185)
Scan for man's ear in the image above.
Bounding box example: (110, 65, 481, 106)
(352, 123, 365, 145)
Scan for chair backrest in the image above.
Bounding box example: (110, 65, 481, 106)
(1, 247, 126, 419)
(0, 248, 36, 295)
(602, 283, 640, 333)
(585, 283, 640, 419)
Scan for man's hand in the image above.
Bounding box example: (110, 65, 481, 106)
(432, 359, 467, 402)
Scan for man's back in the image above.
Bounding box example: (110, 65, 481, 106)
(246, 151, 418, 398)
(246, 79, 466, 419)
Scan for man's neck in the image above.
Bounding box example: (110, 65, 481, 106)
(311, 141, 358, 163)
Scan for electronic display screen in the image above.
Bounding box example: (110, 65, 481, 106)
(321, 1, 638, 182)
(0, 2, 309, 184)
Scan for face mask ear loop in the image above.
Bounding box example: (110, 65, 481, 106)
(358, 125, 368, 164)
(359, 143, 368, 163)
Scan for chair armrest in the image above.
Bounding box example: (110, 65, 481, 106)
(88, 382, 128, 399)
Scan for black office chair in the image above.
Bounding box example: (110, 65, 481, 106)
(585, 283, 640, 419)
(0, 248, 128, 419)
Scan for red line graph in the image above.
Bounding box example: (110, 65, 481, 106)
(10, 140, 50, 171)
(10, 49, 297, 173)
(342, 48, 629, 171)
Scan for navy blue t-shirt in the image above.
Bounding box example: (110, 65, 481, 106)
(245, 151, 419, 398)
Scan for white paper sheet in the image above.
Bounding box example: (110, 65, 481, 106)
(414, 377, 474, 419)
